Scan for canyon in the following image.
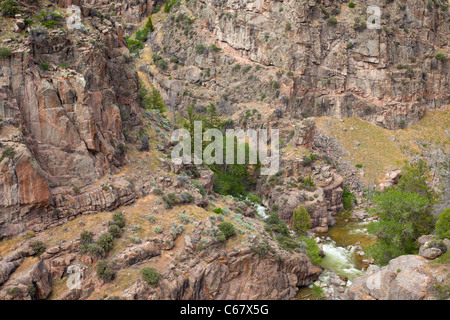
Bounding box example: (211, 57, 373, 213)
(0, 0, 448, 300)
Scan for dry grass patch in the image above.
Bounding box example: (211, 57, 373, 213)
(316, 106, 450, 184)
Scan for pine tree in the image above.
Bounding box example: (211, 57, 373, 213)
(293, 205, 311, 235)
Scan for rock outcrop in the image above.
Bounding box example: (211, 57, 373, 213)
(346, 255, 444, 300)
(0, 5, 143, 238)
(145, 0, 450, 129)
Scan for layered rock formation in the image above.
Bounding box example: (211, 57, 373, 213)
(345, 255, 445, 300)
(144, 0, 450, 129)
(0, 3, 144, 238)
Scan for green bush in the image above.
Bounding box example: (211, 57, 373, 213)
(217, 222, 236, 239)
(275, 235, 299, 252)
(293, 205, 311, 235)
(179, 213, 191, 224)
(41, 62, 50, 71)
(348, 2, 355, 8)
(96, 260, 115, 282)
(210, 44, 222, 52)
(145, 16, 154, 32)
(247, 193, 261, 204)
(135, 28, 149, 42)
(216, 231, 226, 242)
(97, 232, 114, 251)
(367, 189, 434, 266)
(1, 0, 19, 17)
(142, 267, 159, 286)
(435, 52, 447, 62)
(108, 225, 122, 238)
(82, 243, 105, 258)
(80, 231, 94, 245)
(112, 211, 126, 228)
(0, 47, 12, 58)
(126, 37, 143, 54)
(30, 240, 46, 257)
(195, 44, 205, 54)
(342, 186, 357, 211)
(436, 208, 450, 239)
(299, 237, 322, 266)
(327, 17, 338, 26)
(2, 146, 16, 159)
(213, 207, 223, 214)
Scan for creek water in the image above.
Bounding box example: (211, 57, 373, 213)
(253, 203, 376, 299)
(319, 218, 376, 280)
(295, 216, 377, 300)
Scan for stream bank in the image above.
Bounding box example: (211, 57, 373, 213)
(296, 214, 377, 300)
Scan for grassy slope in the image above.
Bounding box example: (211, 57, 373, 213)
(316, 106, 450, 185)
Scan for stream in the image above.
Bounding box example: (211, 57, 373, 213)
(254, 203, 376, 299)
(295, 216, 376, 299)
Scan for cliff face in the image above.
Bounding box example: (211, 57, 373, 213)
(0, 3, 143, 238)
(145, 0, 449, 129)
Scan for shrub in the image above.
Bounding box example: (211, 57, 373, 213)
(210, 44, 222, 52)
(367, 190, 433, 266)
(435, 52, 447, 62)
(215, 231, 226, 242)
(183, 192, 193, 203)
(41, 62, 50, 71)
(97, 233, 114, 252)
(435, 208, 450, 239)
(126, 37, 143, 54)
(142, 267, 159, 286)
(348, 2, 355, 8)
(213, 207, 223, 214)
(327, 17, 338, 26)
(342, 186, 357, 211)
(275, 235, 299, 252)
(80, 231, 94, 245)
(0, 0, 19, 17)
(156, 58, 168, 70)
(108, 225, 122, 238)
(2, 146, 16, 159)
(135, 28, 149, 42)
(155, 226, 163, 233)
(0, 47, 12, 58)
(217, 222, 236, 239)
(247, 193, 261, 204)
(179, 213, 191, 224)
(253, 243, 271, 258)
(30, 240, 46, 257)
(312, 283, 325, 300)
(293, 205, 311, 235)
(25, 232, 35, 239)
(112, 211, 125, 228)
(145, 16, 154, 32)
(299, 237, 322, 265)
(153, 188, 163, 195)
(195, 44, 205, 54)
(96, 260, 115, 282)
(83, 243, 105, 258)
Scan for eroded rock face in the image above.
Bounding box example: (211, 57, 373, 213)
(125, 246, 322, 300)
(346, 255, 441, 300)
(0, 9, 142, 238)
(145, 0, 450, 129)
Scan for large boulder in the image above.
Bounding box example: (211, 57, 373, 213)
(346, 255, 442, 300)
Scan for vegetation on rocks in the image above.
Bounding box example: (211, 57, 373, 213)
(142, 267, 159, 286)
(367, 161, 436, 265)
